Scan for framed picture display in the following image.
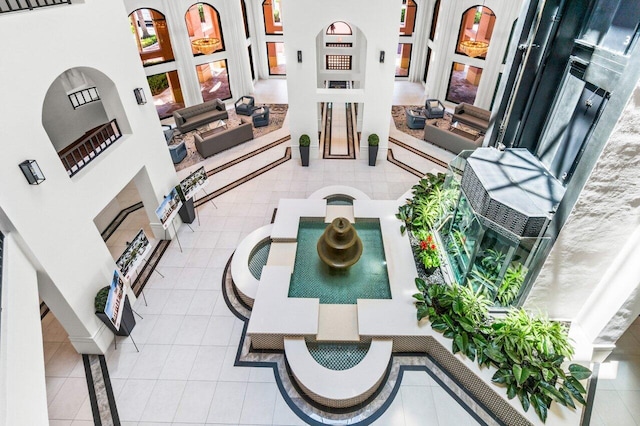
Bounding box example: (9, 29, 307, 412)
(179, 166, 208, 201)
(155, 187, 183, 230)
(116, 229, 152, 281)
(104, 270, 126, 330)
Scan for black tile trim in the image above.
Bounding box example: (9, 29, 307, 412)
(99, 354, 120, 425)
(323, 102, 357, 159)
(206, 135, 291, 177)
(582, 362, 600, 425)
(130, 239, 171, 297)
(195, 147, 292, 207)
(387, 148, 424, 177)
(389, 136, 449, 168)
(82, 354, 102, 426)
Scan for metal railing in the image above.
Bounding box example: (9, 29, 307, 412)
(1, 0, 71, 13)
(58, 119, 122, 177)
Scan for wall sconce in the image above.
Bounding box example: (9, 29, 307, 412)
(379, 51, 385, 63)
(134, 88, 147, 105)
(19, 160, 45, 185)
(297, 50, 302, 63)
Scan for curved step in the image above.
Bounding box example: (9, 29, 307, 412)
(230, 224, 272, 307)
(284, 336, 392, 408)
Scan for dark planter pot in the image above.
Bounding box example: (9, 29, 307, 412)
(425, 266, 438, 275)
(95, 295, 136, 336)
(368, 145, 379, 166)
(178, 197, 196, 224)
(300, 145, 310, 167)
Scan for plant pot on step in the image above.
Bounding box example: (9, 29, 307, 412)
(299, 134, 310, 167)
(368, 133, 379, 166)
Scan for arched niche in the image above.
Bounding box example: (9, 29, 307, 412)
(185, 3, 225, 56)
(42, 67, 131, 154)
(128, 8, 175, 66)
(316, 21, 367, 90)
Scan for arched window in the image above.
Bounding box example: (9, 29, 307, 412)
(263, 0, 283, 35)
(455, 5, 496, 59)
(128, 8, 175, 66)
(326, 21, 352, 35)
(400, 0, 417, 36)
(185, 3, 225, 56)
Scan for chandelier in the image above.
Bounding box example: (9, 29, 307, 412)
(191, 37, 222, 55)
(459, 40, 489, 58)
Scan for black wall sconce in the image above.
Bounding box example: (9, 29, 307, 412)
(297, 50, 302, 63)
(134, 88, 147, 105)
(19, 160, 45, 185)
(379, 51, 385, 63)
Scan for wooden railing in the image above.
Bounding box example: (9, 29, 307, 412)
(58, 119, 122, 177)
(0, 0, 71, 13)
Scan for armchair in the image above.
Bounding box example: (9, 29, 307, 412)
(252, 106, 270, 128)
(235, 96, 256, 116)
(169, 141, 187, 164)
(425, 99, 445, 119)
(405, 108, 426, 129)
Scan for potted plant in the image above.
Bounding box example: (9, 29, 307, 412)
(415, 232, 441, 274)
(368, 133, 379, 166)
(299, 134, 310, 167)
(94, 285, 136, 336)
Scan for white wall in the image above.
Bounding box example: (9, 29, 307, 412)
(282, 0, 401, 161)
(0, 234, 49, 426)
(0, 0, 178, 354)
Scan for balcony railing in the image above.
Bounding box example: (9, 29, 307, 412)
(58, 119, 122, 177)
(1, 0, 71, 13)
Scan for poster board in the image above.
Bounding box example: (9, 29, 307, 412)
(179, 166, 209, 200)
(116, 229, 151, 281)
(104, 270, 126, 331)
(155, 187, 183, 230)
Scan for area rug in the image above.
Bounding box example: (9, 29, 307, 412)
(391, 105, 453, 139)
(170, 104, 288, 171)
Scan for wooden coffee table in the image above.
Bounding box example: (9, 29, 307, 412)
(450, 122, 479, 140)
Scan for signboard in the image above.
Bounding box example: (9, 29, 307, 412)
(115, 229, 151, 281)
(155, 187, 183, 230)
(179, 166, 208, 200)
(104, 270, 126, 330)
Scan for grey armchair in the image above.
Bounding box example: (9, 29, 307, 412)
(235, 96, 255, 116)
(425, 99, 445, 119)
(405, 108, 426, 129)
(169, 141, 187, 164)
(252, 106, 270, 127)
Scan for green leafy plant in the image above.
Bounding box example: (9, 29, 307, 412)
(368, 133, 379, 146)
(299, 134, 310, 147)
(413, 281, 591, 422)
(94, 286, 110, 312)
(396, 173, 449, 235)
(147, 73, 169, 95)
(497, 262, 528, 306)
(140, 35, 158, 48)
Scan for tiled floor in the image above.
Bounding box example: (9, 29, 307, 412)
(42, 80, 638, 426)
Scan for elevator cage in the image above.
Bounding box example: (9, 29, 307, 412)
(437, 148, 565, 307)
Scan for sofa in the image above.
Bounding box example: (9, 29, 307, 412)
(173, 99, 229, 133)
(194, 122, 254, 158)
(452, 103, 490, 131)
(405, 108, 426, 129)
(424, 122, 484, 154)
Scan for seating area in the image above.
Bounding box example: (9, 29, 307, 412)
(235, 95, 256, 116)
(172, 99, 228, 133)
(424, 122, 484, 154)
(452, 102, 490, 131)
(162, 125, 187, 164)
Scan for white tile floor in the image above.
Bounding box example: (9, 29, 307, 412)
(41, 80, 639, 426)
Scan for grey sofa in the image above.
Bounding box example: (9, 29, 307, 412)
(452, 103, 490, 131)
(424, 122, 483, 154)
(194, 122, 254, 158)
(173, 99, 229, 133)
